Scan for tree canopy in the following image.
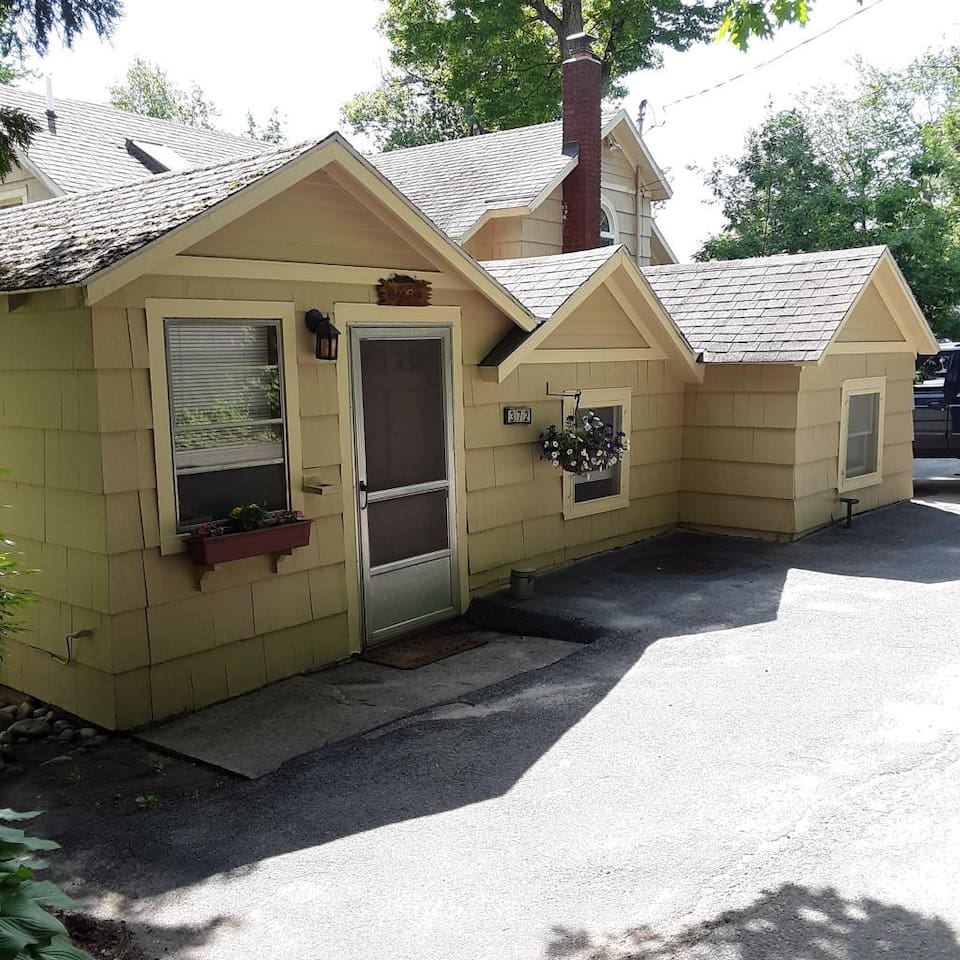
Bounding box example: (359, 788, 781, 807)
(341, 0, 837, 151)
(0, 0, 121, 176)
(245, 106, 286, 144)
(698, 49, 960, 338)
(109, 57, 219, 128)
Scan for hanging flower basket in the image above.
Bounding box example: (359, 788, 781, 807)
(186, 507, 311, 568)
(377, 273, 432, 307)
(539, 410, 630, 475)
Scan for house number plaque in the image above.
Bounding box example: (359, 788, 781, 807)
(503, 406, 533, 425)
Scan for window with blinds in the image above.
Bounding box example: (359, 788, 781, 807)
(164, 318, 289, 531)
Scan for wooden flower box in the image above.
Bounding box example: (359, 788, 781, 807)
(376, 274, 432, 307)
(186, 520, 312, 570)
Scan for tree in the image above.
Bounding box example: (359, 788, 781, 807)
(342, 0, 855, 151)
(699, 109, 855, 260)
(698, 52, 960, 338)
(109, 57, 219, 129)
(245, 106, 287, 144)
(343, 1, 722, 150)
(1, 0, 120, 177)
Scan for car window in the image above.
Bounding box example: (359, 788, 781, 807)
(916, 352, 952, 386)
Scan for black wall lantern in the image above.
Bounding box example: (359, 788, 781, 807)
(305, 309, 340, 361)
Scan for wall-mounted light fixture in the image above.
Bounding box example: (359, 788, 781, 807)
(305, 308, 340, 361)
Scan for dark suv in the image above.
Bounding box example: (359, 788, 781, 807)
(914, 343, 960, 457)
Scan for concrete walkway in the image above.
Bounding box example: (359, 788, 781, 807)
(55, 461, 960, 960)
(140, 630, 579, 776)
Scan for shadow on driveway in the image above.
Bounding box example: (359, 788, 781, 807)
(545, 883, 960, 959)
(61, 481, 960, 930)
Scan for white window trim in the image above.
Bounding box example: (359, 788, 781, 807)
(838, 376, 886, 494)
(562, 386, 632, 520)
(0, 184, 28, 208)
(146, 298, 304, 555)
(600, 198, 619, 246)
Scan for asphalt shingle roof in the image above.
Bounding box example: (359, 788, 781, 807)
(0, 141, 317, 292)
(643, 247, 887, 362)
(0, 86, 265, 194)
(480, 246, 619, 321)
(371, 121, 574, 241)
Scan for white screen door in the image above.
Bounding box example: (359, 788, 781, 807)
(350, 327, 458, 645)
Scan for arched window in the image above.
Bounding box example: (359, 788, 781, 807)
(599, 201, 617, 246)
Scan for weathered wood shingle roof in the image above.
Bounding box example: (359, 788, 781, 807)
(643, 247, 887, 362)
(371, 121, 574, 242)
(0, 141, 315, 291)
(0, 86, 265, 194)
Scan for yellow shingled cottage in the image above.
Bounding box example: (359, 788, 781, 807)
(0, 48, 939, 729)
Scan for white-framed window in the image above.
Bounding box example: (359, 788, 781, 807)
(146, 299, 303, 553)
(839, 377, 885, 493)
(599, 200, 618, 246)
(562, 386, 632, 519)
(0, 184, 28, 208)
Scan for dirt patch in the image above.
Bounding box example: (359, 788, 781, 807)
(2, 736, 231, 839)
(59, 913, 152, 960)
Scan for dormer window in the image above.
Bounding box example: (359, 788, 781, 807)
(599, 201, 617, 246)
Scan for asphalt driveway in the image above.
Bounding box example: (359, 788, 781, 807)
(59, 462, 960, 959)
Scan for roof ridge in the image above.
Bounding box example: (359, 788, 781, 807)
(373, 118, 564, 159)
(644, 246, 887, 272)
(0, 84, 259, 145)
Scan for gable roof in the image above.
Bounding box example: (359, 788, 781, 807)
(479, 245, 700, 381)
(0, 133, 540, 333)
(371, 109, 670, 243)
(643, 247, 900, 363)
(482, 246, 619, 322)
(0, 86, 263, 195)
(0, 142, 314, 292)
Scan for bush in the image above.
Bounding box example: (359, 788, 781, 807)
(0, 474, 33, 660)
(0, 809, 93, 959)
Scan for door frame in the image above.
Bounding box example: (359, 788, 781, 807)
(334, 303, 469, 654)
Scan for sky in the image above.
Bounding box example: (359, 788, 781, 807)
(19, 0, 960, 260)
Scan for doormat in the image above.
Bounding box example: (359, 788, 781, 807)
(360, 630, 489, 670)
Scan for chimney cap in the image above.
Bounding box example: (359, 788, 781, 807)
(564, 31, 598, 61)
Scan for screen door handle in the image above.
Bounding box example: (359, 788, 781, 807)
(358, 479, 368, 510)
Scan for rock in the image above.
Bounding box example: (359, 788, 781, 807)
(32, 707, 48, 719)
(0, 730, 12, 744)
(57, 728, 76, 743)
(16, 700, 33, 721)
(40, 755, 72, 766)
(0, 756, 5, 772)
(0, 744, 13, 760)
(16, 737, 29, 745)
(7, 718, 52, 739)
(77, 728, 98, 740)
(88, 735, 108, 747)
(53, 720, 71, 733)
(0, 714, 10, 732)
(0, 704, 18, 719)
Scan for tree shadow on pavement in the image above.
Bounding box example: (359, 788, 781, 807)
(545, 883, 960, 959)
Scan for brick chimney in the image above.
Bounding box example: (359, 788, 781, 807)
(562, 32, 602, 253)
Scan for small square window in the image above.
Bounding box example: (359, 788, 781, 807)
(562, 387, 632, 519)
(573, 404, 623, 503)
(839, 377, 885, 492)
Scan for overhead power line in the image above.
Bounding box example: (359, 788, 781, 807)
(645, 0, 890, 133)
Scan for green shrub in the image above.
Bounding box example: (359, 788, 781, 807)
(0, 475, 33, 660)
(0, 809, 93, 960)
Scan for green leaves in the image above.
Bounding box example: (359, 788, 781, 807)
(717, 0, 811, 50)
(342, 0, 723, 148)
(108, 58, 220, 129)
(0, 811, 92, 960)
